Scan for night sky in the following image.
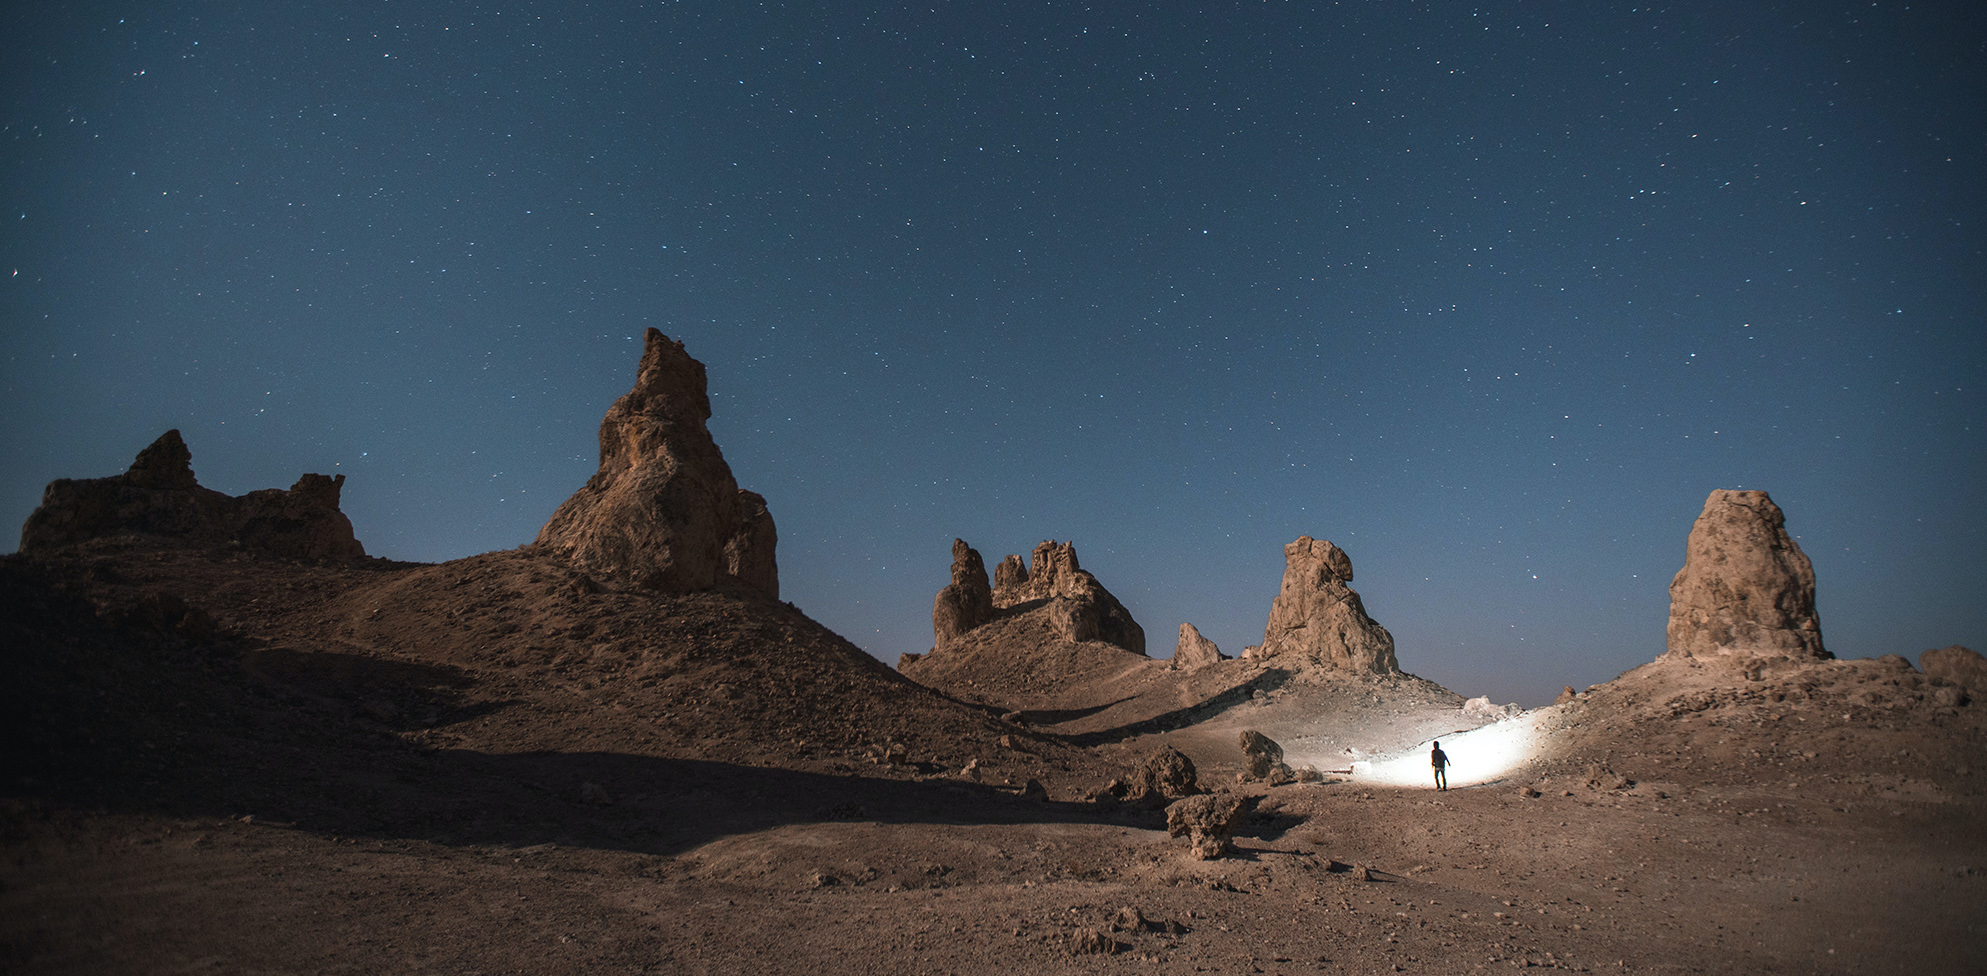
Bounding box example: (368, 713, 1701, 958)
(5, 2, 1982, 705)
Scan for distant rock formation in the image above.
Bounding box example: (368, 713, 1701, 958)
(536, 329, 777, 597)
(1664, 490, 1826, 664)
(1921, 645, 1987, 694)
(19, 429, 366, 562)
(932, 538, 995, 645)
(1253, 536, 1399, 673)
(969, 540, 1144, 655)
(1170, 623, 1226, 670)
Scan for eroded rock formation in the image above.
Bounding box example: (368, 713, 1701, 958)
(932, 538, 995, 645)
(1166, 792, 1258, 860)
(20, 429, 366, 562)
(1101, 745, 1203, 809)
(1922, 645, 1987, 694)
(1253, 536, 1398, 673)
(936, 539, 1144, 655)
(536, 329, 777, 596)
(1239, 729, 1295, 784)
(1170, 623, 1226, 670)
(1664, 489, 1825, 664)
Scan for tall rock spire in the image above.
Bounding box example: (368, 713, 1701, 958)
(1664, 489, 1826, 663)
(1254, 536, 1398, 673)
(536, 329, 777, 596)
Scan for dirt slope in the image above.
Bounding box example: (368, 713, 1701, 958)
(6, 538, 1986, 976)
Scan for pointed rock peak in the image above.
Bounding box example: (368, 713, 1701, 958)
(932, 538, 994, 645)
(1664, 489, 1827, 664)
(1253, 535, 1398, 673)
(1171, 622, 1227, 671)
(125, 429, 198, 490)
(537, 331, 777, 595)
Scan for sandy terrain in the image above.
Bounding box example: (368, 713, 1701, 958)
(4, 539, 1984, 974)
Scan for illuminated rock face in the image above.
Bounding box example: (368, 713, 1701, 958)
(1664, 489, 1825, 664)
(20, 429, 365, 562)
(1255, 536, 1398, 673)
(536, 328, 777, 597)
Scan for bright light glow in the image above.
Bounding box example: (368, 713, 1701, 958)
(1339, 709, 1552, 789)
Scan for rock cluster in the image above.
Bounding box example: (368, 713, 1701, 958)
(931, 539, 995, 644)
(1252, 536, 1398, 673)
(933, 539, 1145, 654)
(1664, 489, 1826, 664)
(536, 329, 777, 597)
(19, 430, 366, 562)
(1170, 623, 1227, 670)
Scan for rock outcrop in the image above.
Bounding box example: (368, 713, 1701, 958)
(964, 540, 1144, 655)
(1101, 745, 1203, 808)
(1170, 623, 1226, 670)
(1253, 536, 1398, 673)
(1166, 792, 1259, 860)
(1238, 730, 1295, 784)
(932, 539, 995, 645)
(1922, 645, 1987, 694)
(535, 329, 777, 597)
(1664, 490, 1825, 665)
(19, 429, 366, 562)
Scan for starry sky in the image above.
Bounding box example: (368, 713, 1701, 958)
(5, 2, 1982, 705)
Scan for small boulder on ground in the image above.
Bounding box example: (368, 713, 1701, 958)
(1583, 763, 1631, 792)
(1555, 685, 1577, 705)
(1922, 646, 1987, 695)
(1166, 792, 1260, 860)
(1104, 745, 1203, 808)
(1067, 928, 1121, 955)
(1239, 730, 1296, 785)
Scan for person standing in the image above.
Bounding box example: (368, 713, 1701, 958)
(1430, 741, 1450, 791)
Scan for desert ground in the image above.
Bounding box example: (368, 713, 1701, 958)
(5, 537, 1983, 975)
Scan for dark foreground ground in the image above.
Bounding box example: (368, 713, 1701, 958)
(4, 541, 1983, 974)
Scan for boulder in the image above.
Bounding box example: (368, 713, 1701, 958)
(931, 539, 995, 644)
(988, 540, 1145, 655)
(1922, 646, 1987, 694)
(535, 329, 777, 596)
(1463, 696, 1522, 723)
(19, 429, 365, 561)
(1165, 792, 1259, 860)
(1239, 730, 1295, 784)
(1104, 745, 1202, 808)
(1170, 623, 1227, 670)
(1554, 686, 1577, 705)
(1253, 537, 1398, 673)
(1664, 490, 1827, 664)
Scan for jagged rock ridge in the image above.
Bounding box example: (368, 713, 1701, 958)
(1664, 489, 1826, 664)
(536, 328, 777, 596)
(979, 540, 1144, 655)
(19, 429, 365, 562)
(1252, 536, 1398, 673)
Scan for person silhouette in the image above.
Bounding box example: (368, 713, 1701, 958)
(1430, 741, 1450, 791)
